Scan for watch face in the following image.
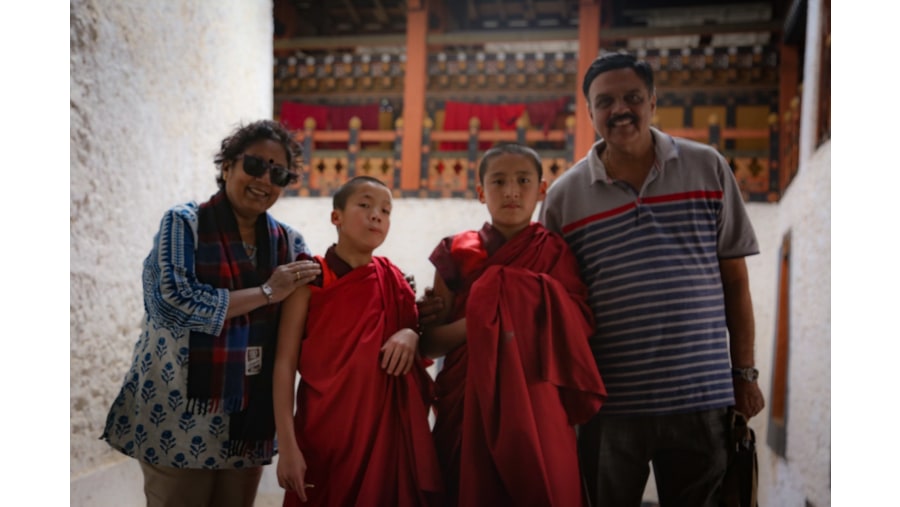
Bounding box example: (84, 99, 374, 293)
(733, 367, 759, 381)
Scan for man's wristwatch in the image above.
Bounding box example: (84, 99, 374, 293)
(260, 283, 274, 304)
(732, 367, 759, 382)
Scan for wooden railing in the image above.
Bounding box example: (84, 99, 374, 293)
(284, 115, 774, 201)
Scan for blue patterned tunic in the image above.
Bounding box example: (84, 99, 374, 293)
(101, 202, 310, 469)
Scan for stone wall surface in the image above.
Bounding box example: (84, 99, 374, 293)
(70, 0, 274, 483)
(761, 141, 832, 507)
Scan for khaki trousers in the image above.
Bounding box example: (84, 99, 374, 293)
(139, 462, 264, 507)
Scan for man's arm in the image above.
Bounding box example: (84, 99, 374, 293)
(419, 273, 466, 358)
(720, 256, 765, 419)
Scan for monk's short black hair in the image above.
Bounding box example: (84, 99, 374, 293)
(582, 52, 655, 99)
(477, 144, 543, 183)
(333, 176, 390, 210)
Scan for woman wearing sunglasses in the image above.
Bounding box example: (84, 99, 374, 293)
(101, 119, 321, 507)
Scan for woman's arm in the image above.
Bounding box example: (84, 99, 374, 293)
(143, 207, 230, 335)
(223, 259, 320, 319)
(144, 207, 320, 332)
(419, 273, 466, 358)
(273, 285, 312, 500)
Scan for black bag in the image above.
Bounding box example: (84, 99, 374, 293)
(718, 409, 759, 507)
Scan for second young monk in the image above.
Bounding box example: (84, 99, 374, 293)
(421, 144, 607, 506)
(273, 176, 443, 507)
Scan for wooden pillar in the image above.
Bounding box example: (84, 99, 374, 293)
(301, 117, 315, 196)
(778, 42, 799, 192)
(799, 0, 823, 165)
(389, 118, 403, 196)
(401, 1, 427, 191)
(708, 114, 720, 150)
(574, 0, 601, 161)
(347, 117, 360, 180)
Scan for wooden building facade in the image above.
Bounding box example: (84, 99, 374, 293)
(272, 0, 829, 202)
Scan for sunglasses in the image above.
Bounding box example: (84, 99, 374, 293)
(240, 154, 298, 188)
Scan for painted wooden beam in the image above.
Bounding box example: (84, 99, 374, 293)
(401, 2, 427, 191)
(273, 22, 780, 50)
(574, 0, 600, 162)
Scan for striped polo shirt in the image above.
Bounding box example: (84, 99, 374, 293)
(539, 128, 758, 416)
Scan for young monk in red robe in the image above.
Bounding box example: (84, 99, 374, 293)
(421, 144, 607, 507)
(273, 176, 443, 507)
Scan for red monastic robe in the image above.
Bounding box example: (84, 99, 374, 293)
(285, 257, 443, 507)
(431, 223, 607, 506)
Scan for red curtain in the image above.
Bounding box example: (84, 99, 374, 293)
(496, 104, 526, 131)
(442, 101, 512, 151)
(328, 104, 380, 148)
(280, 102, 381, 148)
(440, 100, 563, 150)
(279, 101, 328, 131)
(328, 104, 380, 131)
(525, 97, 571, 135)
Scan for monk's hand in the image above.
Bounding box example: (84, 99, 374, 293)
(381, 328, 418, 376)
(416, 287, 443, 326)
(276, 447, 311, 501)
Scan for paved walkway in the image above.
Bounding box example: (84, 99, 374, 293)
(255, 492, 282, 507)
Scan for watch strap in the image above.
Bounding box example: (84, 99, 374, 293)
(731, 367, 759, 382)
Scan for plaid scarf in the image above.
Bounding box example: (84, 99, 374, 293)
(187, 190, 289, 456)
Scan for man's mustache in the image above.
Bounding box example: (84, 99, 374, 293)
(607, 113, 638, 127)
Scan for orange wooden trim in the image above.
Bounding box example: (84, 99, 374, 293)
(401, 7, 428, 190)
(779, 43, 799, 191)
(575, 0, 600, 160)
(429, 131, 471, 142)
(303, 131, 349, 142)
(524, 131, 567, 142)
(771, 234, 792, 421)
(297, 128, 756, 145)
(721, 128, 770, 140)
(359, 131, 397, 142)
(300, 129, 570, 144)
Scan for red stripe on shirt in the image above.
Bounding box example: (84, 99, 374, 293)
(560, 190, 724, 235)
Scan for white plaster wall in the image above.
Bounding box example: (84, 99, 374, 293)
(70, 0, 274, 504)
(269, 197, 494, 294)
(760, 142, 832, 507)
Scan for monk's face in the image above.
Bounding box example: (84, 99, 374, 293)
(332, 181, 393, 253)
(477, 153, 546, 240)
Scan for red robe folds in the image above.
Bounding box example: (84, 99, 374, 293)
(431, 224, 606, 506)
(285, 257, 443, 507)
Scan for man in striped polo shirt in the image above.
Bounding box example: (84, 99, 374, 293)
(540, 52, 765, 507)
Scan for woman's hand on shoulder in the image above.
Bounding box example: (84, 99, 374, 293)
(267, 260, 322, 302)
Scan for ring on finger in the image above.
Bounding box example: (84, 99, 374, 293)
(295, 271, 301, 281)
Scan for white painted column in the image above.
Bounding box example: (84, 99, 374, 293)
(799, 0, 823, 166)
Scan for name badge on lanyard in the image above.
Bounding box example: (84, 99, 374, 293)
(246, 346, 262, 376)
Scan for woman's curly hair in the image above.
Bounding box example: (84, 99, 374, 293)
(214, 120, 302, 189)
